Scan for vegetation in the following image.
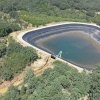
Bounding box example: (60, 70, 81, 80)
(0, 37, 38, 80)
(0, 20, 20, 37)
(0, 0, 100, 33)
(0, 43, 6, 57)
(1, 61, 100, 100)
(18, 10, 88, 27)
(89, 66, 100, 100)
(0, 0, 100, 13)
(0, 0, 100, 99)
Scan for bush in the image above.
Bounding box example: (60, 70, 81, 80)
(1, 38, 38, 80)
(0, 21, 20, 37)
(0, 43, 6, 57)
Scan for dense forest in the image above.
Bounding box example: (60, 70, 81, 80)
(0, 0, 100, 13)
(0, 61, 100, 100)
(0, 0, 100, 100)
(0, 0, 100, 35)
(0, 37, 38, 81)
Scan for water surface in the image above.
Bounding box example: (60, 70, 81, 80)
(36, 32, 100, 69)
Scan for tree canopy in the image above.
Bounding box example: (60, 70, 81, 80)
(0, 37, 38, 80)
(1, 61, 100, 100)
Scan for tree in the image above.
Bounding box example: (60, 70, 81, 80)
(39, 86, 58, 98)
(86, 10, 95, 17)
(89, 66, 100, 100)
(61, 77, 71, 89)
(0, 43, 6, 57)
(1, 38, 38, 80)
(27, 76, 39, 95)
(20, 85, 26, 96)
(3, 85, 20, 100)
(6, 40, 22, 56)
(1, 67, 13, 80)
(42, 68, 53, 79)
(0, 21, 20, 37)
(24, 69, 35, 83)
(21, 95, 28, 100)
(10, 11, 18, 19)
(52, 93, 70, 100)
(0, 23, 12, 37)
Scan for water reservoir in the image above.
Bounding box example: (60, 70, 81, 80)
(23, 23, 100, 70)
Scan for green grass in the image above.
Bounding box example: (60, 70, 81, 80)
(18, 11, 88, 27)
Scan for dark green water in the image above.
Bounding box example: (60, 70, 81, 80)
(37, 32, 100, 69)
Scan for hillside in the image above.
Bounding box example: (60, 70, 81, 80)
(0, 0, 100, 28)
(0, 0, 100, 12)
(0, 61, 100, 100)
(0, 0, 100, 100)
